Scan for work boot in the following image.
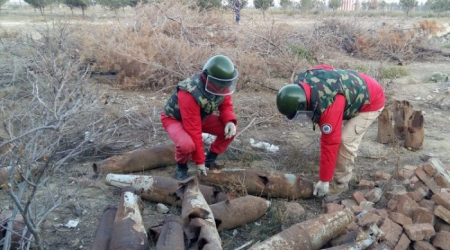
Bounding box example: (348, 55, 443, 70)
(175, 163, 189, 180)
(327, 183, 349, 196)
(205, 151, 223, 170)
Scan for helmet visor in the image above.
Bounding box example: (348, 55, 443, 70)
(205, 70, 239, 96)
(286, 110, 314, 122)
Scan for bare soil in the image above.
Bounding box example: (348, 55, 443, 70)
(1, 7, 450, 250)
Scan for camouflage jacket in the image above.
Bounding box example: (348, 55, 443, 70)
(295, 69, 370, 123)
(164, 73, 225, 121)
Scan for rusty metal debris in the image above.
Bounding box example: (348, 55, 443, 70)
(106, 174, 227, 206)
(376, 108, 395, 144)
(109, 187, 149, 250)
(155, 215, 184, 250)
(249, 209, 354, 250)
(180, 177, 222, 250)
(199, 169, 314, 199)
(93, 144, 176, 174)
(405, 110, 424, 151)
(393, 100, 413, 140)
(90, 205, 117, 250)
(322, 224, 385, 250)
(210, 195, 270, 231)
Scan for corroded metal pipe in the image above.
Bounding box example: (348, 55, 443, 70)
(210, 195, 271, 231)
(156, 215, 184, 250)
(90, 205, 117, 250)
(109, 187, 149, 250)
(106, 174, 227, 206)
(180, 177, 222, 250)
(199, 169, 314, 199)
(93, 144, 176, 174)
(249, 209, 354, 250)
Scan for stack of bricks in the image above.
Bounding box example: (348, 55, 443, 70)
(324, 158, 450, 250)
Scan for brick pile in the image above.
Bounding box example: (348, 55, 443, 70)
(324, 158, 450, 250)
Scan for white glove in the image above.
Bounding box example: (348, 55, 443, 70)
(313, 181, 329, 197)
(224, 122, 237, 139)
(197, 164, 209, 176)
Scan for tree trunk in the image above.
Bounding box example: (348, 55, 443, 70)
(82, 8, 85, 18)
(70, 7, 73, 15)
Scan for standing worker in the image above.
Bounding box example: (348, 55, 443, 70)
(234, 0, 241, 24)
(161, 55, 239, 180)
(276, 65, 385, 197)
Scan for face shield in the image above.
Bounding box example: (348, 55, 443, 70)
(205, 69, 239, 96)
(286, 111, 314, 122)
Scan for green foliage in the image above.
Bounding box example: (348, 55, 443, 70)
(24, 0, 50, 14)
(444, 43, 450, 49)
(0, 0, 8, 11)
(196, 0, 221, 10)
(379, 66, 409, 79)
(280, 0, 293, 9)
(300, 0, 317, 10)
(289, 44, 316, 64)
(128, 0, 148, 7)
(98, 0, 126, 11)
(328, 0, 342, 10)
(254, 0, 274, 12)
(399, 0, 418, 15)
(65, 0, 88, 11)
(427, 0, 450, 16)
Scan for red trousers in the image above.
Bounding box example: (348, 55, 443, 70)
(161, 114, 236, 164)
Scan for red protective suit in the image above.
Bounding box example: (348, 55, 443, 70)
(161, 80, 237, 165)
(301, 65, 385, 182)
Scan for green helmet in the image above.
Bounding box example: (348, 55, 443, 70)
(276, 84, 308, 120)
(203, 55, 239, 96)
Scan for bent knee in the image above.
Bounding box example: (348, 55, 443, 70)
(177, 141, 195, 154)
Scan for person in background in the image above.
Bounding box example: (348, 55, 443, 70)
(161, 55, 239, 180)
(235, 0, 241, 24)
(276, 65, 385, 196)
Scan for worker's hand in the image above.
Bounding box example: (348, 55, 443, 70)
(313, 181, 329, 197)
(224, 122, 237, 139)
(197, 164, 209, 177)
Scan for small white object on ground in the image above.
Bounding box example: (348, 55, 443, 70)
(202, 133, 216, 145)
(249, 138, 279, 153)
(156, 203, 169, 214)
(65, 219, 79, 228)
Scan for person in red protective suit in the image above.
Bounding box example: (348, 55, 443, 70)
(276, 65, 385, 196)
(161, 55, 239, 180)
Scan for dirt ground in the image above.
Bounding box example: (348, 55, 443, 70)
(1, 6, 450, 250)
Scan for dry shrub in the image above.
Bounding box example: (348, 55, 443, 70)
(78, 1, 308, 90)
(351, 20, 443, 61)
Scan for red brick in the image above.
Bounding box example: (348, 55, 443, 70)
(386, 185, 408, 200)
(413, 207, 436, 225)
(415, 167, 441, 194)
(431, 192, 450, 211)
(419, 199, 436, 213)
(374, 170, 392, 181)
(358, 179, 375, 189)
(388, 198, 398, 210)
(423, 163, 437, 177)
(346, 221, 359, 231)
(413, 241, 437, 250)
(434, 205, 450, 224)
(396, 165, 416, 180)
(380, 218, 403, 247)
(435, 175, 450, 189)
(351, 205, 375, 214)
(352, 191, 367, 205)
(326, 203, 344, 214)
(396, 194, 419, 218)
(432, 230, 450, 249)
(404, 223, 435, 241)
(407, 188, 427, 202)
(389, 212, 413, 226)
(410, 175, 420, 186)
(365, 188, 383, 203)
(357, 212, 383, 227)
(393, 233, 411, 250)
(341, 199, 358, 209)
(375, 209, 389, 219)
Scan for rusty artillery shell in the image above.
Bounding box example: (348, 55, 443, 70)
(180, 177, 222, 250)
(90, 205, 117, 250)
(93, 144, 176, 174)
(376, 107, 395, 144)
(106, 174, 227, 206)
(210, 195, 270, 231)
(322, 224, 385, 250)
(404, 110, 424, 151)
(249, 209, 354, 250)
(156, 215, 184, 250)
(109, 187, 149, 250)
(199, 169, 314, 199)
